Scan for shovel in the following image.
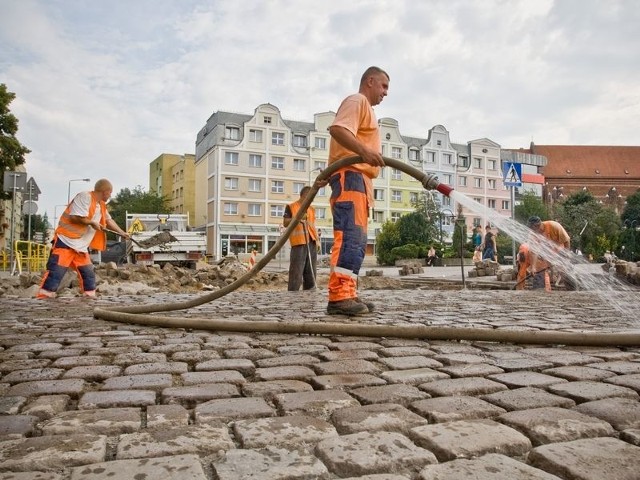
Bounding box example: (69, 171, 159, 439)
(102, 228, 145, 248)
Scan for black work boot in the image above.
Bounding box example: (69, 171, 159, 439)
(355, 297, 375, 312)
(327, 299, 369, 316)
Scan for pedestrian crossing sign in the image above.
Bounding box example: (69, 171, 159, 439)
(503, 162, 523, 187)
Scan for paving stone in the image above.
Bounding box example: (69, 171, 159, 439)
(112, 352, 167, 366)
(0, 359, 51, 374)
(102, 373, 174, 391)
(256, 354, 321, 368)
(380, 368, 449, 385)
(0, 434, 107, 472)
(528, 437, 640, 480)
(254, 365, 316, 381)
(433, 353, 490, 365)
(542, 365, 617, 381)
(40, 408, 141, 435)
(410, 396, 506, 423)
(195, 397, 275, 423)
(491, 357, 554, 372)
(181, 370, 246, 386)
(588, 351, 638, 361)
(0, 414, 38, 436)
(7, 379, 86, 398)
(0, 395, 26, 415)
(233, 415, 338, 448)
(195, 358, 255, 375)
(319, 350, 379, 361)
(436, 362, 504, 378)
(621, 428, 640, 446)
(148, 343, 201, 354)
(2, 368, 65, 384)
(481, 387, 576, 411)
(241, 379, 314, 400)
(377, 355, 443, 370)
(377, 346, 436, 357)
(547, 380, 639, 403)
(604, 373, 640, 392)
(410, 419, 531, 461)
(0, 472, 64, 480)
(8, 343, 62, 353)
(116, 423, 233, 459)
(51, 355, 105, 368)
(212, 446, 329, 480)
(70, 453, 207, 480)
(146, 404, 190, 429)
(429, 344, 482, 354)
(418, 453, 563, 480)
(224, 348, 276, 360)
(78, 390, 156, 409)
(62, 365, 123, 380)
(488, 371, 568, 388)
(585, 360, 640, 374)
(312, 373, 387, 390)
(522, 348, 603, 366)
(123, 362, 188, 375)
(87, 346, 142, 356)
(331, 341, 383, 351)
(419, 377, 508, 397)
(276, 344, 330, 356)
(341, 476, 410, 480)
(331, 403, 428, 435)
(498, 406, 615, 446)
(350, 384, 429, 406)
(161, 383, 239, 408)
(315, 431, 436, 478)
(312, 359, 380, 376)
(274, 390, 360, 421)
(574, 397, 640, 430)
(171, 350, 221, 363)
(21, 395, 70, 421)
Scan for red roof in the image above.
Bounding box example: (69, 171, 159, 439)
(530, 145, 640, 178)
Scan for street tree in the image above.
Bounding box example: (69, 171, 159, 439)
(514, 190, 547, 223)
(0, 84, 31, 199)
(107, 186, 171, 236)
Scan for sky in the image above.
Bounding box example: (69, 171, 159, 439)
(1, 0, 639, 224)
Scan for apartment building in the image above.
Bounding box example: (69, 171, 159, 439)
(149, 153, 197, 226)
(191, 103, 517, 260)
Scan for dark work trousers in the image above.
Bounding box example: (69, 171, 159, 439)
(288, 240, 317, 291)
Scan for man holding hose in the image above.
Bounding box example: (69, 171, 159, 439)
(326, 66, 389, 315)
(37, 179, 129, 298)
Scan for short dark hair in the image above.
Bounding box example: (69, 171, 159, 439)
(527, 216, 542, 228)
(360, 66, 389, 86)
(300, 186, 311, 197)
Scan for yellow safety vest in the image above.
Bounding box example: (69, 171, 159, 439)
(56, 192, 107, 251)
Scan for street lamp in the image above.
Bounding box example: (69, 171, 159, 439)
(309, 167, 323, 186)
(53, 204, 68, 229)
(67, 178, 91, 203)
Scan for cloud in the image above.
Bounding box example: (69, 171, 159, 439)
(1, 0, 638, 222)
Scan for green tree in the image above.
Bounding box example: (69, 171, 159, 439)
(21, 212, 49, 242)
(514, 190, 547, 223)
(619, 190, 640, 261)
(375, 219, 401, 265)
(108, 186, 171, 236)
(0, 84, 31, 199)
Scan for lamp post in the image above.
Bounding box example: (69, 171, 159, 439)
(67, 178, 91, 204)
(309, 167, 323, 186)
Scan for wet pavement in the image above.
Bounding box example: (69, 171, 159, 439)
(1, 267, 640, 480)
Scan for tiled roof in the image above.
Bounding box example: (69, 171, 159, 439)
(529, 145, 640, 178)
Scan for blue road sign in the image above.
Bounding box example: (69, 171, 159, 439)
(503, 162, 523, 187)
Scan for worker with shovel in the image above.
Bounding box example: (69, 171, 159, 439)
(283, 185, 319, 291)
(37, 179, 129, 299)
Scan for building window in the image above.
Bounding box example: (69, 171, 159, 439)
(473, 197, 482, 204)
(392, 190, 402, 202)
(488, 159, 496, 170)
(443, 174, 453, 185)
(391, 168, 402, 180)
(442, 196, 451, 206)
(437, 140, 442, 146)
(391, 146, 402, 159)
(293, 182, 305, 194)
(488, 179, 497, 189)
(426, 151, 435, 163)
(373, 210, 384, 223)
(458, 156, 470, 168)
(314, 161, 326, 170)
(224, 152, 238, 165)
(271, 156, 284, 169)
(488, 199, 496, 209)
(271, 180, 284, 193)
(314, 137, 327, 150)
(373, 189, 384, 201)
(293, 134, 307, 148)
(248, 179, 262, 192)
(474, 178, 482, 188)
(263, 116, 272, 124)
(224, 177, 239, 190)
(408, 149, 419, 161)
(502, 200, 510, 210)
(248, 204, 262, 216)
(249, 129, 263, 142)
(249, 154, 262, 168)
(474, 157, 482, 169)
(391, 212, 401, 222)
(225, 126, 240, 140)
(293, 158, 306, 171)
(443, 153, 453, 164)
(459, 176, 467, 187)
(270, 204, 284, 217)
(272, 132, 285, 145)
(224, 203, 238, 215)
(315, 207, 326, 219)
(473, 217, 481, 226)
(410, 192, 419, 204)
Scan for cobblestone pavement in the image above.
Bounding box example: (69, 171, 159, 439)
(1, 287, 640, 480)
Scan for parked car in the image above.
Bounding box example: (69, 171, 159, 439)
(90, 240, 128, 265)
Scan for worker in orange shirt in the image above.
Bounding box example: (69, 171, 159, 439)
(527, 216, 572, 291)
(515, 243, 530, 290)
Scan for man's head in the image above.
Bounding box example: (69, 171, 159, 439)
(94, 178, 113, 202)
(527, 216, 543, 232)
(359, 66, 389, 106)
(299, 186, 311, 198)
(485, 225, 492, 231)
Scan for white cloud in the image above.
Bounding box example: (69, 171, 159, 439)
(1, 0, 638, 222)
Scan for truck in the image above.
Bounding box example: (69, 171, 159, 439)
(125, 213, 206, 268)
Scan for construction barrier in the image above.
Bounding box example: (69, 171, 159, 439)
(11, 241, 50, 273)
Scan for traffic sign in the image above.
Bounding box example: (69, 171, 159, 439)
(23, 200, 38, 215)
(503, 162, 523, 187)
(26, 177, 41, 201)
(3, 171, 27, 193)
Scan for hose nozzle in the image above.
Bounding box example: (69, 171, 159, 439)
(421, 173, 454, 197)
